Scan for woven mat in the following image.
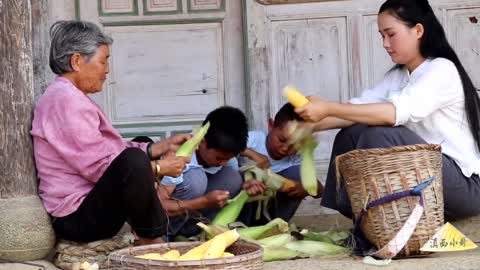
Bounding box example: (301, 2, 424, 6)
(53, 232, 135, 270)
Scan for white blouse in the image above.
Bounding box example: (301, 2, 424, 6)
(350, 57, 480, 177)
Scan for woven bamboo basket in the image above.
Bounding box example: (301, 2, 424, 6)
(107, 241, 263, 270)
(336, 144, 444, 257)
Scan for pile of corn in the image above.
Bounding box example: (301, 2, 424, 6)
(135, 229, 239, 261)
(198, 218, 351, 262)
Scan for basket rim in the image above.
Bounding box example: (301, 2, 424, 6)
(108, 241, 263, 267)
(336, 144, 441, 162)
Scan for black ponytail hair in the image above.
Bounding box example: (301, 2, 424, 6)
(380, 0, 480, 152)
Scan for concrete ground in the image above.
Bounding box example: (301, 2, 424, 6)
(2, 213, 479, 270)
(1, 249, 479, 270)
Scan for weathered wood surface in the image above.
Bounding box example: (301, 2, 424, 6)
(0, 0, 37, 198)
(256, 0, 346, 4)
(32, 0, 52, 100)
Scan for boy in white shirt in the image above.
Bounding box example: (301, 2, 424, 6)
(239, 103, 323, 224)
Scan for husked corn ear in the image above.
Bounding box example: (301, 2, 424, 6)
(161, 250, 181, 260)
(135, 253, 164, 260)
(284, 86, 309, 108)
(204, 229, 240, 259)
(176, 122, 210, 157)
(222, 252, 235, 257)
(177, 239, 214, 260)
(212, 190, 249, 227)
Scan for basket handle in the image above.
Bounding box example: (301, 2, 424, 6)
(353, 177, 435, 259)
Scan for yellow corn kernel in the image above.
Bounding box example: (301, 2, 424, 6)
(284, 86, 309, 108)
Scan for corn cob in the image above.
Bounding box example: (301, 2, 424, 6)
(211, 190, 249, 227)
(177, 239, 214, 260)
(176, 122, 210, 157)
(204, 229, 240, 259)
(160, 250, 181, 260)
(284, 86, 309, 108)
(222, 252, 235, 257)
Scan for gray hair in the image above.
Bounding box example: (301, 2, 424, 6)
(49, 20, 113, 75)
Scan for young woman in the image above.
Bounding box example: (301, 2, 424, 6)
(296, 0, 480, 220)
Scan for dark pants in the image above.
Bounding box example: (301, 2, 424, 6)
(53, 148, 167, 242)
(167, 166, 243, 239)
(239, 165, 304, 226)
(321, 124, 480, 220)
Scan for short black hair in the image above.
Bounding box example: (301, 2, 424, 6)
(202, 106, 248, 155)
(273, 103, 303, 127)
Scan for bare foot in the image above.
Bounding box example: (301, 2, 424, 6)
(134, 236, 165, 246)
(131, 228, 165, 246)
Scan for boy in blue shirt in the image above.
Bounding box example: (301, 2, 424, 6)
(157, 106, 248, 239)
(239, 103, 323, 224)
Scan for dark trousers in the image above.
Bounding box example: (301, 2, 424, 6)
(239, 165, 304, 226)
(53, 148, 167, 242)
(321, 124, 480, 220)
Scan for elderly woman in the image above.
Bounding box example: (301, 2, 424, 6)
(31, 20, 190, 245)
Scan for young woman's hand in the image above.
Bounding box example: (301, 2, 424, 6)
(295, 96, 331, 122)
(157, 156, 190, 177)
(242, 179, 266, 196)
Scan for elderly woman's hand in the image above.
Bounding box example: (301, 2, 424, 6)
(295, 96, 331, 122)
(151, 133, 192, 158)
(157, 156, 190, 177)
(166, 133, 192, 154)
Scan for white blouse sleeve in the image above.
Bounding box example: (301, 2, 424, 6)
(389, 58, 463, 126)
(349, 70, 395, 105)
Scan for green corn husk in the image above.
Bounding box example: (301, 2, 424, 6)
(257, 233, 296, 248)
(237, 218, 289, 240)
(196, 222, 229, 239)
(176, 122, 210, 157)
(263, 247, 301, 262)
(285, 240, 350, 257)
(299, 231, 335, 245)
(299, 137, 318, 197)
(211, 190, 249, 227)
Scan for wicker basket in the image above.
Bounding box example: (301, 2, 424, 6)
(336, 144, 444, 257)
(107, 241, 263, 270)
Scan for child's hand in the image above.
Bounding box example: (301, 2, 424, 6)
(242, 179, 266, 196)
(204, 190, 230, 208)
(286, 182, 309, 199)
